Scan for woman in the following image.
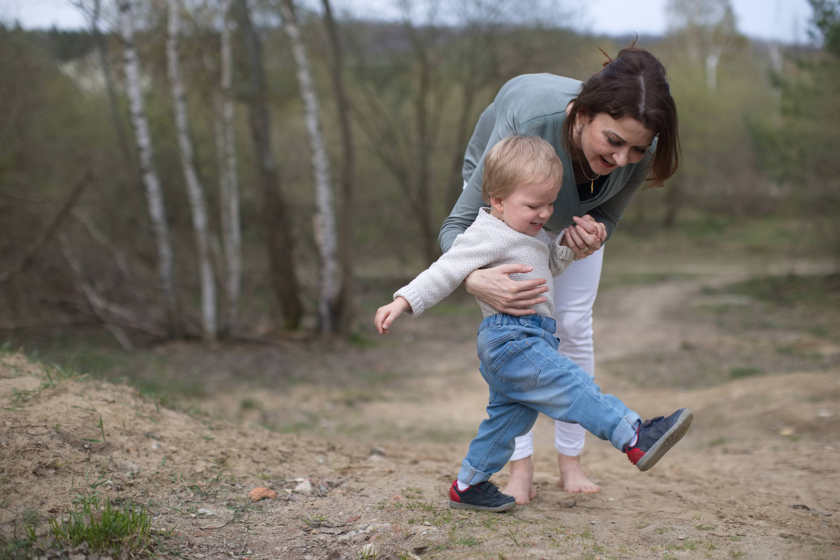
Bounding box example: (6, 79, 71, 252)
(439, 43, 680, 505)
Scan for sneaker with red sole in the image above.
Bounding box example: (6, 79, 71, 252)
(626, 408, 693, 472)
(448, 480, 516, 512)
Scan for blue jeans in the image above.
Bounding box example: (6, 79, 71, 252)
(458, 314, 641, 486)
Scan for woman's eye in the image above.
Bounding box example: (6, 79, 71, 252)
(607, 138, 620, 146)
(635, 146, 647, 154)
(528, 205, 538, 210)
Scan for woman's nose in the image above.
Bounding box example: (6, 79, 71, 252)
(614, 149, 629, 167)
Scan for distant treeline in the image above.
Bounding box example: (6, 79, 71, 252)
(0, 0, 837, 342)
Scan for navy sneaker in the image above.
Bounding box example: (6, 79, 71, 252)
(626, 408, 693, 472)
(448, 480, 516, 512)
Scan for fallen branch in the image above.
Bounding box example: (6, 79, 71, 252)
(0, 171, 91, 284)
(59, 233, 134, 350)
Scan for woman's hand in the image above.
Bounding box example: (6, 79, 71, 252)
(562, 215, 607, 259)
(464, 265, 549, 316)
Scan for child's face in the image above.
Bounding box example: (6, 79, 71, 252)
(490, 177, 560, 236)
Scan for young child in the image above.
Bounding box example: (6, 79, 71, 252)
(374, 136, 692, 512)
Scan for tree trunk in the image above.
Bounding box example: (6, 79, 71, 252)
(279, 0, 339, 333)
(233, 0, 302, 330)
(321, 0, 355, 336)
(167, 0, 217, 340)
(118, 0, 181, 338)
(218, 0, 242, 334)
(89, 0, 141, 199)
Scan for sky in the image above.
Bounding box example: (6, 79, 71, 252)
(0, 0, 815, 45)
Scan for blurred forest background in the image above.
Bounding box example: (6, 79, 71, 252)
(1, 0, 838, 348)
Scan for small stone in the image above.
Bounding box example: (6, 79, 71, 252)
(248, 487, 277, 502)
(817, 408, 833, 418)
(347, 515, 362, 523)
(197, 509, 216, 516)
(294, 480, 314, 495)
(370, 447, 386, 456)
(559, 498, 576, 508)
(779, 427, 794, 436)
(678, 535, 686, 540)
(151, 441, 162, 450)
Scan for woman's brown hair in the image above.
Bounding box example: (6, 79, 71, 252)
(561, 42, 681, 186)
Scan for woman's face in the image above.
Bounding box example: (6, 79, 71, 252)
(575, 112, 656, 175)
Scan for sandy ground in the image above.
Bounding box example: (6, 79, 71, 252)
(1, 260, 839, 559)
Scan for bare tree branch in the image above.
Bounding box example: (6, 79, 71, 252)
(0, 172, 91, 284)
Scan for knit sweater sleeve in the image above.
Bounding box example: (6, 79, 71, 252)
(546, 232, 575, 277)
(395, 228, 499, 317)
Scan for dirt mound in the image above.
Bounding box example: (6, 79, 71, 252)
(0, 353, 364, 545)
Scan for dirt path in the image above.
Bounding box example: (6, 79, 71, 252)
(2, 266, 839, 559)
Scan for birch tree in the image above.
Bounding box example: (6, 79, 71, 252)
(666, 0, 738, 90)
(217, 0, 242, 333)
(321, 0, 355, 335)
(233, 0, 303, 330)
(118, 0, 181, 337)
(167, 0, 217, 340)
(279, 0, 339, 333)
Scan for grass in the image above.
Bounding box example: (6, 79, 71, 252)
(50, 494, 155, 556)
(0, 494, 164, 559)
(730, 366, 763, 379)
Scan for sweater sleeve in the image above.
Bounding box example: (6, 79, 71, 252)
(395, 228, 499, 317)
(547, 232, 574, 277)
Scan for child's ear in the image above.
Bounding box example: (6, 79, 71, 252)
(490, 196, 504, 213)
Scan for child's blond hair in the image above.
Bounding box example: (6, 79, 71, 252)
(482, 135, 563, 203)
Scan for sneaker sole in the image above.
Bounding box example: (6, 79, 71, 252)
(636, 408, 693, 472)
(449, 499, 517, 513)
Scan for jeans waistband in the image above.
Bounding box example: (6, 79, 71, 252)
(479, 313, 556, 334)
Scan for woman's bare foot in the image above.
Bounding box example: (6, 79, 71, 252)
(557, 453, 600, 493)
(503, 457, 537, 505)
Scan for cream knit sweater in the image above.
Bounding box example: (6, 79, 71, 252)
(395, 208, 574, 318)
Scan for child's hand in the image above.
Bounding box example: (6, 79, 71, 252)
(374, 297, 411, 334)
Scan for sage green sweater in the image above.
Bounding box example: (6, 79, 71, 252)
(439, 73, 653, 253)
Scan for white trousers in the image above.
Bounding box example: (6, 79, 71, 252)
(509, 245, 605, 460)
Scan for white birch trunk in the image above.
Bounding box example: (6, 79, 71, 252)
(167, 0, 217, 340)
(118, 0, 180, 337)
(219, 0, 242, 332)
(280, 0, 339, 332)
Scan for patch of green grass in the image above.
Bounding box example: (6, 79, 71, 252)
(656, 526, 675, 534)
(453, 535, 479, 547)
(696, 524, 716, 531)
(239, 397, 262, 411)
(709, 437, 729, 447)
(401, 486, 423, 500)
(348, 332, 378, 348)
(730, 366, 763, 379)
(302, 513, 329, 527)
(715, 274, 840, 307)
(50, 494, 156, 556)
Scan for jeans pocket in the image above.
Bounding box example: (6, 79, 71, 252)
(489, 340, 541, 392)
(477, 330, 517, 364)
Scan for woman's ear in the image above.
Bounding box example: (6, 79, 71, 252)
(490, 196, 505, 214)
